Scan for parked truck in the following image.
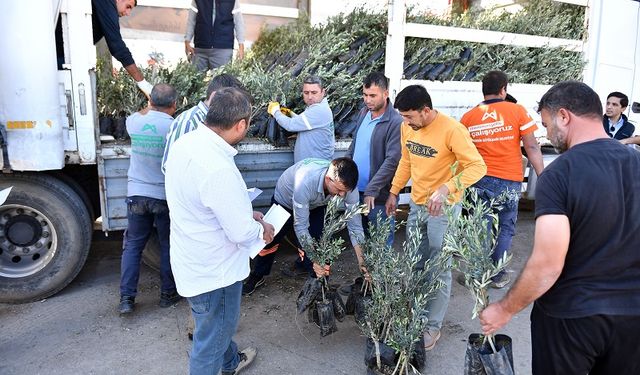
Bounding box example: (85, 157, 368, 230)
(1, 0, 639, 304)
(0, 0, 325, 304)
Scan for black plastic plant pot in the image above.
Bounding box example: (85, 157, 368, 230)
(296, 276, 321, 314)
(327, 288, 346, 322)
(317, 300, 338, 337)
(354, 294, 372, 324)
(364, 338, 398, 374)
(464, 333, 514, 375)
(410, 334, 426, 371)
(99, 116, 113, 135)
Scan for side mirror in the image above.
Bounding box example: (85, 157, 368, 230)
(632, 102, 640, 113)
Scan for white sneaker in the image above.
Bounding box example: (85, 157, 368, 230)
(222, 347, 257, 375)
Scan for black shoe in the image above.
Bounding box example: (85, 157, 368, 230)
(159, 290, 182, 308)
(119, 295, 135, 314)
(221, 347, 257, 375)
(280, 261, 308, 278)
(242, 273, 265, 296)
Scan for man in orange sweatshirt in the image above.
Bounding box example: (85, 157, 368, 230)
(385, 85, 487, 352)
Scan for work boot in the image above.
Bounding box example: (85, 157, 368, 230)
(119, 295, 135, 314)
(491, 272, 511, 289)
(221, 347, 258, 375)
(423, 329, 441, 351)
(242, 273, 265, 296)
(159, 290, 182, 308)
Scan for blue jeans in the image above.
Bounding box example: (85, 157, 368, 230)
(120, 196, 175, 297)
(407, 200, 460, 331)
(188, 281, 242, 375)
(359, 193, 395, 246)
(472, 176, 521, 279)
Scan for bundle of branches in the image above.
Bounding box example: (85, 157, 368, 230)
(443, 185, 516, 375)
(360, 214, 446, 375)
(96, 58, 208, 139)
(295, 196, 365, 336)
(217, 0, 584, 145)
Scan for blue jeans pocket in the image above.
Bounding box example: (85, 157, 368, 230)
(126, 197, 147, 215)
(189, 293, 211, 315)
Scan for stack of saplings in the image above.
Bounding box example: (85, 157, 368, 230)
(96, 59, 208, 140)
(218, 0, 584, 145)
(296, 196, 365, 336)
(96, 0, 585, 145)
(359, 215, 447, 374)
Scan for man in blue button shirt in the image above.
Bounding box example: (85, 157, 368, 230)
(346, 72, 403, 241)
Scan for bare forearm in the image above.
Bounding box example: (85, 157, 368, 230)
(123, 63, 144, 82)
(499, 256, 561, 314)
(525, 145, 544, 176)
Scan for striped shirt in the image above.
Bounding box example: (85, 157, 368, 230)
(161, 101, 208, 174)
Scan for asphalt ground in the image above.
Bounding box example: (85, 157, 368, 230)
(0, 210, 536, 375)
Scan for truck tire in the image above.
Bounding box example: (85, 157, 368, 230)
(141, 231, 161, 272)
(0, 173, 92, 303)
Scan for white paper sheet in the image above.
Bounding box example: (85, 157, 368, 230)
(246, 187, 263, 202)
(247, 204, 291, 259)
(0, 187, 12, 206)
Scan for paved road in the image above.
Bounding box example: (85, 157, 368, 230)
(0, 211, 536, 375)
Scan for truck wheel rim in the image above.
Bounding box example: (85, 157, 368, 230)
(0, 205, 58, 278)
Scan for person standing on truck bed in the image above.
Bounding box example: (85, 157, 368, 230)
(385, 85, 487, 352)
(345, 71, 402, 243)
(603, 91, 635, 140)
(480, 81, 640, 375)
(184, 0, 246, 71)
(165, 87, 274, 375)
(119, 83, 181, 315)
(91, 0, 153, 96)
(460, 70, 544, 289)
(267, 75, 335, 163)
(161, 73, 245, 174)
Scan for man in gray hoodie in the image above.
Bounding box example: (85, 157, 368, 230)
(346, 72, 402, 241)
(267, 76, 335, 162)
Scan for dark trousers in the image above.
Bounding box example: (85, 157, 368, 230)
(252, 197, 325, 277)
(531, 304, 640, 375)
(120, 196, 176, 297)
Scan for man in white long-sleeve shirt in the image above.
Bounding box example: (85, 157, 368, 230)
(267, 75, 335, 162)
(165, 87, 274, 375)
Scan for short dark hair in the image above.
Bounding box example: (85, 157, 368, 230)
(607, 91, 629, 108)
(205, 87, 252, 130)
(537, 81, 603, 119)
(150, 83, 177, 108)
(330, 157, 358, 191)
(206, 74, 245, 100)
(394, 85, 433, 112)
(482, 70, 508, 96)
(363, 72, 389, 91)
(303, 75, 324, 89)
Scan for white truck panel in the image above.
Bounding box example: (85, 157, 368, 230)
(0, 0, 65, 170)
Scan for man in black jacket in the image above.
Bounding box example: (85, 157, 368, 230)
(603, 91, 635, 139)
(56, 0, 151, 95)
(346, 72, 403, 242)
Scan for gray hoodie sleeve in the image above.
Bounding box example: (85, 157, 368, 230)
(233, 0, 245, 43)
(274, 99, 333, 132)
(345, 189, 364, 245)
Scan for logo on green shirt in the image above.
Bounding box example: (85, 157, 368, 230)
(141, 123, 158, 134)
